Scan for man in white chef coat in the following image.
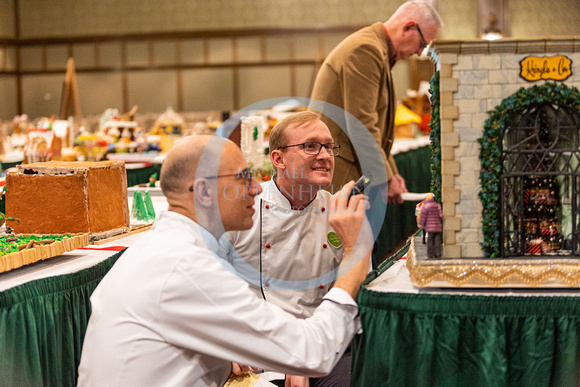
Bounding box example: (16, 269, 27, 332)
(224, 111, 368, 386)
(77, 134, 372, 387)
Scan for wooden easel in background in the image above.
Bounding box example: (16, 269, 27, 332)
(60, 58, 82, 120)
(58, 58, 82, 149)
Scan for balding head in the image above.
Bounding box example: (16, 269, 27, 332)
(161, 135, 227, 200)
(160, 135, 260, 236)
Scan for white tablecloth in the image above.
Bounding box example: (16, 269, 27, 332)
(367, 258, 580, 297)
(0, 193, 168, 292)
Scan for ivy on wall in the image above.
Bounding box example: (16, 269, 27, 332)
(479, 82, 580, 258)
(428, 71, 441, 204)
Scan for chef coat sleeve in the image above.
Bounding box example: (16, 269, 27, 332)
(155, 251, 359, 377)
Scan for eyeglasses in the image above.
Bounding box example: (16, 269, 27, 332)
(416, 24, 428, 49)
(277, 142, 341, 156)
(188, 167, 253, 191)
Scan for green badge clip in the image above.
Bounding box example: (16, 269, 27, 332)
(327, 231, 342, 248)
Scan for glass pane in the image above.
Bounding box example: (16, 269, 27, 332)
(501, 102, 580, 257)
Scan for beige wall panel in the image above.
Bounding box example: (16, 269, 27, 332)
(0, 77, 17, 119)
(294, 35, 319, 61)
(21, 75, 62, 118)
(510, 0, 580, 37)
(20, 47, 43, 72)
(181, 40, 204, 65)
(153, 41, 177, 66)
(3, 47, 17, 71)
(13, 0, 580, 40)
(295, 65, 317, 98)
(77, 73, 123, 116)
(237, 38, 262, 63)
(437, 0, 478, 40)
(46, 45, 69, 70)
(73, 44, 96, 69)
(323, 33, 351, 56)
(182, 69, 233, 111)
(0, 1, 15, 38)
(16, 0, 401, 37)
(126, 42, 149, 67)
(392, 61, 410, 103)
(98, 42, 122, 68)
(238, 67, 291, 108)
(266, 36, 290, 61)
(127, 71, 177, 113)
(208, 39, 233, 64)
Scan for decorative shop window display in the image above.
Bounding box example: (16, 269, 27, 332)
(502, 102, 580, 257)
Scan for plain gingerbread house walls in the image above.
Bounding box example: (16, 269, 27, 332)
(429, 38, 580, 258)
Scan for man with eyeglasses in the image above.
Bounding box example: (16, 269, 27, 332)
(78, 135, 372, 386)
(222, 111, 371, 386)
(311, 0, 442, 206)
(310, 0, 442, 269)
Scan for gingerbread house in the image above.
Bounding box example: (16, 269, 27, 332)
(427, 37, 580, 260)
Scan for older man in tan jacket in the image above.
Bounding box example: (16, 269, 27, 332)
(310, 0, 443, 206)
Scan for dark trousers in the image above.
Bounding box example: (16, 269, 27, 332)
(427, 232, 442, 259)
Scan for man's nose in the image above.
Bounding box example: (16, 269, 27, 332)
(317, 146, 332, 159)
(248, 178, 262, 196)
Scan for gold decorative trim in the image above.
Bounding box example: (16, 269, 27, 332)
(406, 238, 580, 288)
(0, 233, 89, 273)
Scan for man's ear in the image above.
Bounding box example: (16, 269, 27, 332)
(192, 179, 213, 207)
(403, 20, 416, 33)
(270, 149, 286, 171)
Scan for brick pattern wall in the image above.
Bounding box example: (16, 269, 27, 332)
(431, 38, 580, 258)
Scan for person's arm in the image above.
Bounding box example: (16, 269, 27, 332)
(381, 173, 408, 205)
(328, 181, 373, 299)
(157, 183, 369, 378)
(340, 44, 391, 185)
(159, 265, 358, 378)
(419, 204, 428, 227)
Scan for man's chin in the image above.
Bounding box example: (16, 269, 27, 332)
(309, 182, 331, 191)
(231, 220, 254, 231)
(309, 172, 332, 185)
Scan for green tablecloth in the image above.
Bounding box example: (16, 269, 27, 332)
(374, 146, 432, 262)
(0, 160, 22, 171)
(351, 242, 580, 387)
(0, 250, 125, 386)
(125, 164, 162, 187)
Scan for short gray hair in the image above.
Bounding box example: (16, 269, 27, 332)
(393, 0, 444, 28)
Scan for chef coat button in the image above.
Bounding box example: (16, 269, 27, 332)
(319, 285, 324, 289)
(265, 244, 271, 248)
(323, 243, 328, 248)
(321, 207, 326, 212)
(265, 282, 270, 287)
(265, 204, 270, 209)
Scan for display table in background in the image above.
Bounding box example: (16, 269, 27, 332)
(0, 162, 162, 215)
(0, 159, 161, 189)
(0, 196, 168, 387)
(351, 241, 580, 387)
(0, 243, 127, 386)
(374, 137, 432, 262)
(125, 162, 162, 187)
(0, 160, 21, 171)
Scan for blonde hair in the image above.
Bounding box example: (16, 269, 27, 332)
(269, 111, 322, 151)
